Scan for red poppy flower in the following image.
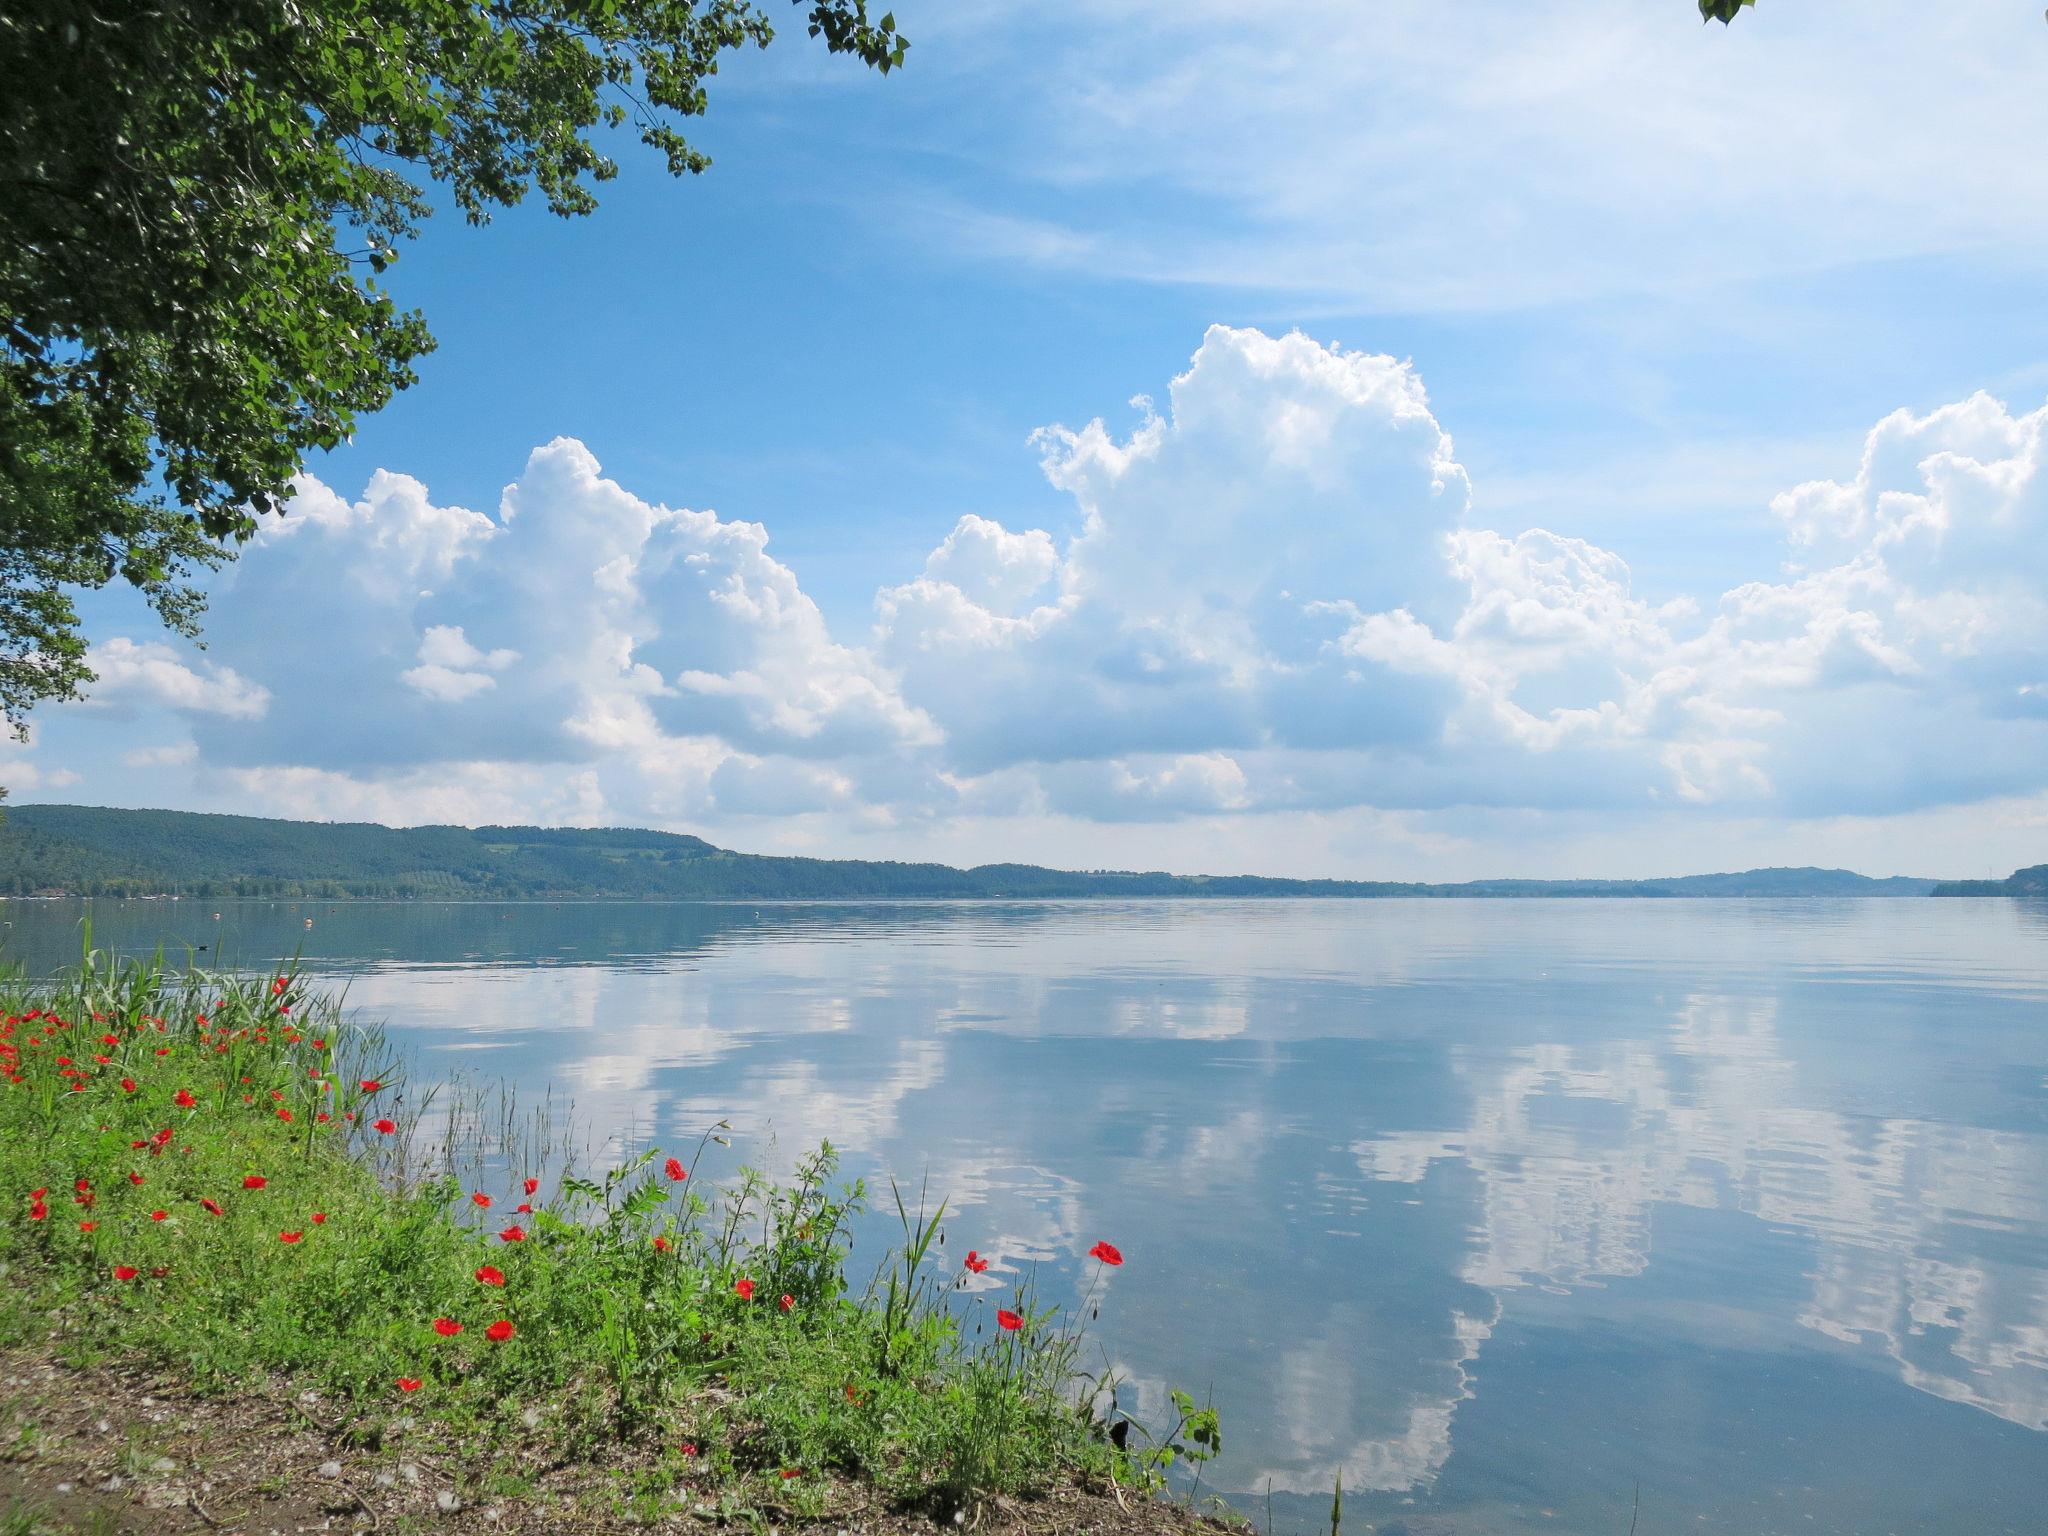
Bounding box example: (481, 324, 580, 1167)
(28, 1202, 47, 1221)
(150, 1210, 168, 1222)
(433, 1317, 463, 1336)
(680, 1443, 698, 1457)
(243, 1175, 266, 1189)
(276, 1108, 293, 1122)
(29, 1187, 46, 1200)
(120, 1077, 137, 1094)
(734, 1277, 756, 1301)
(471, 1191, 492, 1208)
(127, 1172, 143, 1186)
(523, 1176, 539, 1196)
(475, 1265, 506, 1286)
(964, 1251, 989, 1274)
(374, 1118, 397, 1134)
(112, 1266, 139, 1281)
(272, 977, 289, 995)
(664, 1157, 686, 1181)
(79, 1220, 96, 1231)
(311, 1212, 328, 1224)
(779, 1294, 795, 1312)
(1089, 1241, 1124, 1266)
(397, 1377, 422, 1394)
(996, 1309, 1023, 1331)
(359, 1078, 382, 1092)
(174, 1089, 196, 1108)
(653, 1236, 671, 1252)
(485, 1320, 515, 1342)
(200, 1198, 223, 1216)
(499, 1224, 526, 1242)
(779, 1469, 801, 1480)
(279, 1230, 303, 1244)
(515, 1202, 532, 1213)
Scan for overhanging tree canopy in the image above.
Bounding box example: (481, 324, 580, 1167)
(0, 0, 906, 735)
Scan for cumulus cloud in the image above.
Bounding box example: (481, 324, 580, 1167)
(15, 327, 2048, 854)
(81, 639, 270, 719)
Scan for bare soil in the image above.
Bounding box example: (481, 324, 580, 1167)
(0, 1351, 1241, 1536)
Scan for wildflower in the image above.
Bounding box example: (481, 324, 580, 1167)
(515, 1202, 532, 1213)
(120, 1077, 137, 1094)
(272, 977, 289, 995)
(996, 1309, 1023, 1332)
(113, 1266, 139, 1282)
(652, 1236, 670, 1253)
(79, 1220, 96, 1232)
(200, 1198, 223, 1216)
(433, 1318, 463, 1337)
(127, 1171, 143, 1185)
(664, 1157, 686, 1181)
(680, 1443, 698, 1458)
(779, 1294, 795, 1312)
(1089, 1241, 1124, 1266)
(280, 1231, 303, 1244)
(243, 1175, 267, 1190)
(374, 1119, 397, 1135)
(150, 1210, 168, 1222)
(734, 1277, 756, 1301)
(475, 1265, 506, 1286)
(499, 1224, 526, 1242)
(523, 1177, 539, 1196)
(276, 1108, 293, 1123)
(397, 1377, 423, 1394)
(779, 1469, 801, 1480)
(360, 1079, 383, 1093)
(174, 1089, 196, 1108)
(471, 1191, 492, 1208)
(28, 1201, 47, 1221)
(485, 1320, 515, 1342)
(316, 1112, 330, 1123)
(964, 1251, 989, 1274)
(311, 1212, 328, 1225)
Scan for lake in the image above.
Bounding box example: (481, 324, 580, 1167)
(4, 897, 2045, 1533)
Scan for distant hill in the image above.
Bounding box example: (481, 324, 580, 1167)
(0, 804, 1945, 900)
(1929, 865, 2048, 897)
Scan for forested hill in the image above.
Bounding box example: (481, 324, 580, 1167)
(0, 804, 1942, 900)
(1929, 865, 2048, 897)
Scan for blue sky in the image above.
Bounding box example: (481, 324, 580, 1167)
(11, 0, 2048, 879)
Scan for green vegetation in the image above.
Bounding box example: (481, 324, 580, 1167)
(1929, 864, 2048, 897)
(1, 0, 905, 734)
(0, 804, 1944, 899)
(0, 953, 1183, 1522)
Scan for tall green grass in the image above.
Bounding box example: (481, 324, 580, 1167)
(0, 948, 1187, 1519)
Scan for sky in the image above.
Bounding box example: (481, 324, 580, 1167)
(10, 0, 2048, 881)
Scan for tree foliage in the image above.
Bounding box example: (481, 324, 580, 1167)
(1698, 0, 1756, 20)
(0, 0, 906, 735)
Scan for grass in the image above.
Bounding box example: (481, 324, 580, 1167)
(0, 945, 1191, 1525)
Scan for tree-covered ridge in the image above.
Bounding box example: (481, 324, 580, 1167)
(0, 804, 1945, 899)
(1929, 865, 2048, 897)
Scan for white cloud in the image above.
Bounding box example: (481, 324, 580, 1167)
(13, 326, 2046, 871)
(82, 639, 270, 719)
(401, 625, 519, 702)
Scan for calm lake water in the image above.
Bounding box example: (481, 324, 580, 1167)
(5, 897, 2047, 1533)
